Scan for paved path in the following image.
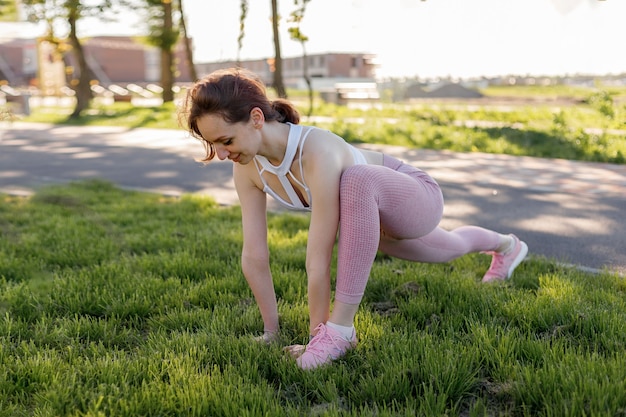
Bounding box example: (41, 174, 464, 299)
(1, 122, 625, 275)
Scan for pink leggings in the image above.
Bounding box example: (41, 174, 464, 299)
(335, 155, 501, 304)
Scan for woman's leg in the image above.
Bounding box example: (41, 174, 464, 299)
(297, 158, 525, 370)
(298, 162, 441, 369)
(334, 161, 445, 305)
(333, 156, 509, 306)
(378, 225, 501, 263)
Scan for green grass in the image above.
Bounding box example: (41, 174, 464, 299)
(308, 95, 626, 163)
(481, 83, 626, 102)
(15, 101, 182, 130)
(1, 181, 625, 416)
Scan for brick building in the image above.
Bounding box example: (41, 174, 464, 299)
(77, 36, 192, 85)
(0, 35, 193, 89)
(1, 35, 377, 99)
(0, 37, 37, 86)
(195, 53, 378, 89)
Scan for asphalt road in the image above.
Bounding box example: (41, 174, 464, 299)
(1, 122, 625, 275)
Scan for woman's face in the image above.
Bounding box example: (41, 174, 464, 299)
(196, 113, 260, 164)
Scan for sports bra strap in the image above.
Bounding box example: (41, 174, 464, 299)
(254, 123, 314, 211)
(255, 123, 302, 176)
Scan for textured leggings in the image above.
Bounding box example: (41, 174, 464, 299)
(335, 155, 501, 304)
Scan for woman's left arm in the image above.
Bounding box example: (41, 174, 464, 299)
(302, 139, 346, 335)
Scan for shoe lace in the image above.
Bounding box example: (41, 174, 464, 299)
(492, 252, 505, 266)
(306, 324, 339, 358)
(485, 250, 510, 278)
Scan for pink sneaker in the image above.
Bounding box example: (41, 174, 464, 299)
(296, 323, 357, 370)
(482, 234, 528, 283)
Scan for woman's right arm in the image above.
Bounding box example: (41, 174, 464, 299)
(234, 164, 280, 336)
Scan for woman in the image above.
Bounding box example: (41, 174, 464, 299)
(180, 68, 528, 370)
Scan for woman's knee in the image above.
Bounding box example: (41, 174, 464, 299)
(340, 165, 379, 205)
(340, 165, 375, 190)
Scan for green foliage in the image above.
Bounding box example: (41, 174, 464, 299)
(1, 181, 626, 415)
(305, 98, 626, 164)
(585, 90, 615, 119)
(21, 0, 120, 25)
(288, 0, 311, 43)
(237, 0, 248, 58)
(0, 0, 19, 21)
(142, 0, 180, 50)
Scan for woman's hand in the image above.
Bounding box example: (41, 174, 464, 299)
(283, 344, 306, 358)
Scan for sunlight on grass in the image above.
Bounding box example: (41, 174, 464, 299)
(353, 311, 386, 345)
(538, 274, 576, 302)
(1, 181, 626, 416)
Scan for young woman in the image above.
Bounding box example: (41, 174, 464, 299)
(180, 68, 528, 370)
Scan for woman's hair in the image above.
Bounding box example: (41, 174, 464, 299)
(180, 67, 300, 161)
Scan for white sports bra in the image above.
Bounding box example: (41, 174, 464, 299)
(253, 123, 367, 212)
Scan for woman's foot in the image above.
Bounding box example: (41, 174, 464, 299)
(296, 323, 357, 370)
(482, 234, 528, 282)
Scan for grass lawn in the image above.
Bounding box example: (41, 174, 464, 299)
(1, 181, 625, 416)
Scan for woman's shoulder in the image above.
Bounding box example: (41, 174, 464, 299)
(301, 125, 348, 147)
(299, 128, 354, 172)
(302, 127, 348, 153)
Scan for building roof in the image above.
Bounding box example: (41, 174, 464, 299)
(405, 82, 483, 99)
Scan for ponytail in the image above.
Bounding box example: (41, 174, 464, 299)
(271, 99, 300, 124)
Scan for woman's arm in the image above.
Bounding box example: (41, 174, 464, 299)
(301, 136, 347, 335)
(234, 164, 280, 336)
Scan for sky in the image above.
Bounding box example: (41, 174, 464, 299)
(4, 0, 626, 79)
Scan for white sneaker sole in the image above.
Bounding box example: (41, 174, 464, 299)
(506, 241, 529, 279)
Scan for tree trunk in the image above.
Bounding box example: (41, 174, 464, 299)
(67, 11, 94, 119)
(161, 0, 174, 103)
(177, 0, 197, 82)
(161, 49, 174, 102)
(301, 43, 312, 117)
(271, 0, 286, 98)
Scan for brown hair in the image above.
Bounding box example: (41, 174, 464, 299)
(180, 68, 300, 161)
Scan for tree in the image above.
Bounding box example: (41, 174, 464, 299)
(177, 0, 197, 82)
(270, 0, 287, 98)
(65, 2, 97, 118)
(237, 0, 248, 67)
(143, 0, 180, 103)
(288, 0, 312, 116)
(22, 0, 116, 118)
